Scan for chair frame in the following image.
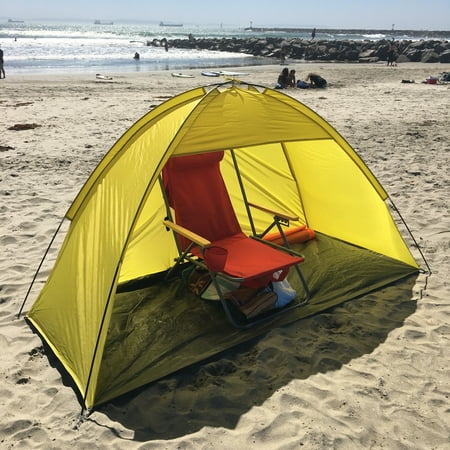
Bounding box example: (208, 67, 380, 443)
(160, 150, 311, 329)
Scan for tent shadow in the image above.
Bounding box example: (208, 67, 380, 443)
(95, 273, 418, 442)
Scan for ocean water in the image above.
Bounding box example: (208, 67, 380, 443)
(0, 20, 436, 75)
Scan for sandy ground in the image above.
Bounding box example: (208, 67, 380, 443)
(1, 62, 449, 449)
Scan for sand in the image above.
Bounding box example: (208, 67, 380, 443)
(1, 62, 449, 449)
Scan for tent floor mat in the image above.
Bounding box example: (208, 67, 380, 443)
(95, 232, 419, 405)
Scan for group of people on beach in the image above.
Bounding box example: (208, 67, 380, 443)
(276, 67, 327, 89)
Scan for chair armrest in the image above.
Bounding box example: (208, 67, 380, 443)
(248, 202, 298, 221)
(163, 220, 211, 248)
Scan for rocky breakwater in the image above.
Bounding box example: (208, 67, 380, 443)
(161, 37, 450, 63)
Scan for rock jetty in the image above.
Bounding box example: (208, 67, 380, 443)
(155, 36, 450, 63)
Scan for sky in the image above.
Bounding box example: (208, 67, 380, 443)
(1, 0, 449, 30)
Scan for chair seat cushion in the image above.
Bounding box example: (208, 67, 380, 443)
(192, 233, 304, 287)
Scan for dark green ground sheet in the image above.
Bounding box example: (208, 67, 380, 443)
(95, 233, 418, 405)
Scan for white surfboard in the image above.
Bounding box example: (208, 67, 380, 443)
(218, 71, 249, 76)
(201, 71, 221, 77)
(96, 73, 113, 81)
(171, 72, 195, 78)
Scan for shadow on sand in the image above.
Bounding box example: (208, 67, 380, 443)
(91, 273, 419, 441)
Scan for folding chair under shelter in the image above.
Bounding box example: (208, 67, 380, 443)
(161, 151, 310, 328)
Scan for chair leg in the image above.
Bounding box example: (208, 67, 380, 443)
(164, 243, 196, 280)
(258, 219, 311, 304)
(206, 271, 249, 329)
(208, 270, 304, 330)
(170, 252, 310, 329)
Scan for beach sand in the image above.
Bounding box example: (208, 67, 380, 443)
(1, 62, 449, 449)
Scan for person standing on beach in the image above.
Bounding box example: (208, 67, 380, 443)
(311, 28, 316, 39)
(0, 46, 5, 79)
(387, 40, 397, 66)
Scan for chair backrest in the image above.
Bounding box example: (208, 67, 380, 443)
(163, 151, 242, 250)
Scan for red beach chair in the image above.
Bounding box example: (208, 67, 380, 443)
(162, 151, 310, 328)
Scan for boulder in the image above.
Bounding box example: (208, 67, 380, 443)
(359, 57, 380, 63)
(405, 48, 423, 62)
(396, 54, 411, 63)
(439, 50, 450, 63)
(359, 49, 377, 58)
(421, 50, 440, 63)
(408, 40, 428, 50)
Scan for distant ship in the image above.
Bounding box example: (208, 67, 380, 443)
(159, 21, 183, 27)
(8, 19, 25, 23)
(94, 20, 114, 25)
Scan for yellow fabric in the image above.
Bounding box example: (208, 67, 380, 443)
(66, 86, 207, 221)
(28, 89, 205, 406)
(27, 83, 419, 408)
(286, 140, 416, 266)
(221, 145, 306, 233)
(173, 87, 330, 155)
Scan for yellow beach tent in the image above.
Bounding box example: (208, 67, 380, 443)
(24, 82, 421, 410)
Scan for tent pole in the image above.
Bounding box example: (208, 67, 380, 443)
(74, 406, 91, 430)
(17, 217, 66, 319)
(281, 142, 309, 228)
(389, 198, 432, 275)
(81, 159, 173, 409)
(229, 149, 256, 235)
(159, 175, 181, 253)
(81, 260, 123, 411)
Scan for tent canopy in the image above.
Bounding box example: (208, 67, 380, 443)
(26, 83, 419, 409)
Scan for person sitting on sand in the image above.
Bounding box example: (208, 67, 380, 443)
(305, 73, 327, 88)
(276, 67, 290, 89)
(288, 69, 296, 87)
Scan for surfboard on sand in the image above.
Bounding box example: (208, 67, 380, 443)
(171, 72, 195, 78)
(218, 71, 249, 76)
(96, 73, 113, 81)
(201, 71, 249, 77)
(201, 71, 221, 77)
